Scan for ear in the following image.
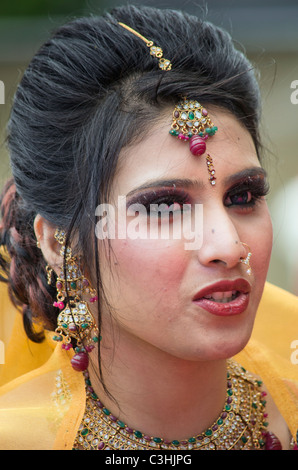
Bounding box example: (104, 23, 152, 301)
(34, 215, 62, 271)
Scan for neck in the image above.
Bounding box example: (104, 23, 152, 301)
(88, 333, 227, 442)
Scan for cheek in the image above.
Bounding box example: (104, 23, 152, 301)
(252, 211, 273, 276)
(248, 209, 273, 308)
(106, 239, 188, 303)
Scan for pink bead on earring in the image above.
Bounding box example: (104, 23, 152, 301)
(48, 228, 100, 372)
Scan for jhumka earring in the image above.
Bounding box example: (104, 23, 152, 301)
(169, 98, 218, 185)
(240, 242, 252, 276)
(48, 228, 100, 372)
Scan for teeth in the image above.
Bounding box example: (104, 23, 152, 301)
(204, 290, 238, 303)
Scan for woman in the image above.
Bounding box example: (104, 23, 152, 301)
(0, 4, 297, 450)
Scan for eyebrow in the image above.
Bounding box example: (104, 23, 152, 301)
(126, 167, 267, 197)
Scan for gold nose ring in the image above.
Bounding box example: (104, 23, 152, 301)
(240, 242, 252, 276)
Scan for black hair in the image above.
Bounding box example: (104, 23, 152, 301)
(0, 4, 262, 371)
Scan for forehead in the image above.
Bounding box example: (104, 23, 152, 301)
(114, 109, 260, 196)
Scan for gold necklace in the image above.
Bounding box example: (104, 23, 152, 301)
(73, 361, 269, 450)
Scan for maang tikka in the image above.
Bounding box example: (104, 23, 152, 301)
(170, 98, 218, 186)
(48, 228, 100, 372)
(117, 23, 218, 186)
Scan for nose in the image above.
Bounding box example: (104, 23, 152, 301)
(197, 206, 246, 270)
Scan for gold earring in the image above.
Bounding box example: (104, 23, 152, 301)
(240, 243, 252, 276)
(50, 228, 99, 372)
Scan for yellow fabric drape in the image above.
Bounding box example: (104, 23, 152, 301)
(0, 281, 297, 450)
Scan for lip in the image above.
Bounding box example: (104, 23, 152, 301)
(192, 279, 251, 317)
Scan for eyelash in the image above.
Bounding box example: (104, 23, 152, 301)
(127, 189, 190, 216)
(126, 180, 270, 215)
(224, 180, 270, 210)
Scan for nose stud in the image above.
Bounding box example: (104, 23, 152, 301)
(240, 242, 252, 276)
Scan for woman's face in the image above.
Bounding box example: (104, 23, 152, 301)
(98, 109, 273, 361)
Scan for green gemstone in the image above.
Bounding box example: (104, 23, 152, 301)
(81, 428, 89, 436)
(134, 430, 143, 439)
(117, 420, 125, 428)
(169, 129, 179, 136)
(103, 408, 110, 415)
(263, 421, 269, 427)
(257, 380, 263, 387)
(92, 336, 99, 343)
(70, 281, 77, 289)
(53, 335, 63, 342)
(91, 392, 98, 400)
(261, 400, 267, 407)
(61, 323, 68, 329)
(81, 323, 89, 329)
(188, 437, 196, 443)
(225, 404, 231, 411)
(188, 111, 194, 120)
(227, 389, 233, 396)
(241, 436, 248, 443)
(172, 440, 180, 446)
(153, 437, 162, 443)
(259, 439, 265, 447)
(205, 127, 211, 134)
(252, 402, 258, 409)
(205, 429, 213, 437)
(217, 418, 223, 426)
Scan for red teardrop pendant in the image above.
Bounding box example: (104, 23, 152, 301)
(264, 431, 282, 450)
(71, 352, 89, 372)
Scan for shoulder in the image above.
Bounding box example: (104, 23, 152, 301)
(244, 366, 293, 450)
(261, 381, 293, 450)
(229, 361, 295, 450)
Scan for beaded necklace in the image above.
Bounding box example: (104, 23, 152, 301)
(73, 361, 274, 450)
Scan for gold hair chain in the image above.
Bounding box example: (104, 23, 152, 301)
(118, 22, 172, 71)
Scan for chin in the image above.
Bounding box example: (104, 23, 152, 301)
(210, 332, 252, 361)
(186, 324, 254, 362)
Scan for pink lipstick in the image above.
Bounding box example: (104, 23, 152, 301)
(192, 279, 251, 316)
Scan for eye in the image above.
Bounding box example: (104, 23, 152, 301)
(224, 177, 270, 211)
(127, 188, 191, 218)
(225, 190, 253, 207)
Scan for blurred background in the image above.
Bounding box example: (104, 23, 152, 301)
(0, 0, 298, 295)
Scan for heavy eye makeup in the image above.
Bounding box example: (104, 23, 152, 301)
(224, 175, 270, 212)
(126, 187, 191, 216)
(126, 175, 269, 213)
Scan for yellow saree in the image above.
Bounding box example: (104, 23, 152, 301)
(0, 281, 297, 450)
